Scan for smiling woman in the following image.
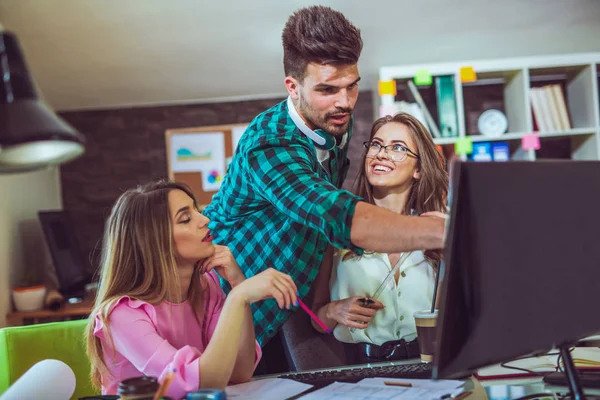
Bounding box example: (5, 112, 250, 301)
(84, 180, 298, 399)
(311, 112, 449, 364)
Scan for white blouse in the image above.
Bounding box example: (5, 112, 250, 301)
(329, 250, 435, 345)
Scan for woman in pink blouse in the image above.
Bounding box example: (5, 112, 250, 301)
(85, 180, 298, 399)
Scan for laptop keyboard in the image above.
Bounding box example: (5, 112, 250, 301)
(279, 362, 433, 387)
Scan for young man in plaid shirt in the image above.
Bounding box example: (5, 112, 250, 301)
(204, 6, 445, 351)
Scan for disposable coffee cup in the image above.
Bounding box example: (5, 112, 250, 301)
(413, 310, 438, 362)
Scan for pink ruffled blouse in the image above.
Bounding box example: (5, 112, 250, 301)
(94, 271, 262, 399)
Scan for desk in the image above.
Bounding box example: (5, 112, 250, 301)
(259, 359, 489, 399)
(262, 359, 600, 399)
(5, 298, 94, 326)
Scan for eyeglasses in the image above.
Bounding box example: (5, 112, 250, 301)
(363, 141, 419, 162)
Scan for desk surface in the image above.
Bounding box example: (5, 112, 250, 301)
(261, 359, 489, 399)
(262, 359, 600, 399)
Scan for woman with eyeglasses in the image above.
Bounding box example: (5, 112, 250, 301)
(311, 112, 448, 364)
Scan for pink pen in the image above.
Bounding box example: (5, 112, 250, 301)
(297, 298, 331, 333)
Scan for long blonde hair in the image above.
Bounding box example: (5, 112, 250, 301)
(85, 180, 205, 388)
(351, 112, 449, 263)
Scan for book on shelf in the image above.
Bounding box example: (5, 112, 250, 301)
(475, 347, 600, 380)
(529, 84, 571, 133)
(530, 87, 552, 132)
(545, 86, 564, 131)
(435, 75, 459, 138)
(550, 84, 571, 131)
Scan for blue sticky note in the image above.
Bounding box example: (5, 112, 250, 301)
(492, 142, 510, 162)
(471, 142, 492, 162)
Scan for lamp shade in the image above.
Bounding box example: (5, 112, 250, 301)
(0, 30, 85, 173)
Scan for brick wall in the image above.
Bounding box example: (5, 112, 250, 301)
(58, 91, 374, 272)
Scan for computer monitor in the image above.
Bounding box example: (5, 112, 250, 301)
(38, 210, 91, 298)
(434, 161, 600, 380)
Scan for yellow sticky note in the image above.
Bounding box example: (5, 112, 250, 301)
(455, 137, 473, 155)
(460, 66, 477, 83)
(414, 69, 432, 86)
(378, 80, 397, 96)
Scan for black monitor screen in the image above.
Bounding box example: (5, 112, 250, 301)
(49, 220, 70, 250)
(435, 161, 600, 379)
(38, 210, 90, 296)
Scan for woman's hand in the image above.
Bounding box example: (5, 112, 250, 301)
(326, 297, 384, 330)
(199, 245, 246, 288)
(231, 268, 298, 309)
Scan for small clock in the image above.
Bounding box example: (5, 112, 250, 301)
(478, 109, 508, 137)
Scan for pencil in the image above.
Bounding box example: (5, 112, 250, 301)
(153, 368, 176, 400)
(452, 390, 472, 400)
(384, 381, 413, 387)
(297, 298, 331, 333)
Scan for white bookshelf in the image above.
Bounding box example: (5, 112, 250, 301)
(378, 53, 600, 160)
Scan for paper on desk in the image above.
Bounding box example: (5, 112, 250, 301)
(299, 381, 464, 400)
(358, 377, 464, 390)
(226, 378, 312, 400)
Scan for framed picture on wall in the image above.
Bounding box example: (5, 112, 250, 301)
(165, 123, 248, 207)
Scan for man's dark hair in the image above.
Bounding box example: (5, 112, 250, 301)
(282, 5, 363, 81)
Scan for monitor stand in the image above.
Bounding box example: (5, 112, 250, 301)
(560, 344, 586, 400)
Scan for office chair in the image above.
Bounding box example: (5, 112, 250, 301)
(0, 319, 98, 399)
(280, 305, 347, 371)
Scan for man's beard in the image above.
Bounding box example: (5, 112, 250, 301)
(297, 96, 353, 137)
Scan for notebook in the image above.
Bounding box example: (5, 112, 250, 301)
(475, 347, 600, 380)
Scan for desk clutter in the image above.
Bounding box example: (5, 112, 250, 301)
(475, 347, 600, 380)
(226, 377, 465, 400)
(0, 359, 226, 400)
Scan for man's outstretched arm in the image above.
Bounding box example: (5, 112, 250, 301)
(350, 201, 445, 253)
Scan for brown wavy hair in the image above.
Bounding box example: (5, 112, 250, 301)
(351, 112, 448, 264)
(282, 5, 363, 81)
(85, 180, 206, 388)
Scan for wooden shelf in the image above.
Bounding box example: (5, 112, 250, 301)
(6, 298, 94, 325)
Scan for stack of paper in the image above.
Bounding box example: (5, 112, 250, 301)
(299, 380, 465, 400)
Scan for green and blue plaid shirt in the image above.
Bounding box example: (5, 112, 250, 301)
(203, 99, 363, 346)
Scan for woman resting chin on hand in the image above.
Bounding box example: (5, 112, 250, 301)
(86, 180, 297, 400)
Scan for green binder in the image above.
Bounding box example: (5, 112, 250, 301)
(435, 76, 458, 138)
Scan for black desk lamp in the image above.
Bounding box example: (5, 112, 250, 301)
(0, 25, 85, 173)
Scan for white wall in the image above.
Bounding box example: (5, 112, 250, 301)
(0, 167, 62, 327)
(3, 0, 600, 111)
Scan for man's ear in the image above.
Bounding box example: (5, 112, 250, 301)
(284, 76, 300, 100)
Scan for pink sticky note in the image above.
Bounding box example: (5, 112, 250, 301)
(379, 104, 397, 118)
(522, 133, 541, 151)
